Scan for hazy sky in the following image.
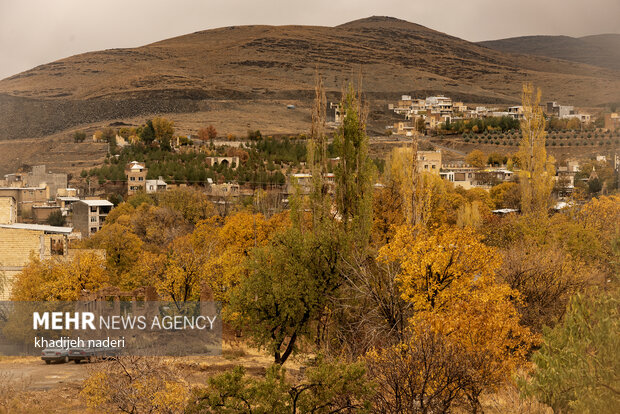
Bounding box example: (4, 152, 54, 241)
(1, 0, 619, 80)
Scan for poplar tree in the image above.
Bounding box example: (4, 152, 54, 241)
(518, 83, 555, 214)
(333, 82, 374, 245)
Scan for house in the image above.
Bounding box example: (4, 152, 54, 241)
(418, 151, 442, 174)
(209, 182, 240, 198)
(2, 165, 67, 199)
(145, 177, 168, 194)
(440, 164, 478, 189)
(0, 222, 72, 300)
(507, 106, 524, 120)
(72, 199, 113, 237)
(0, 186, 49, 216)
(125, 161, 147, 195)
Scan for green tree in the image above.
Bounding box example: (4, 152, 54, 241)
(187, 359, 373, 413)
(46, 210, 66, 226)
(520, 290, 620, 413)
(227, 224, 344, 365)
(73, 131, 86, 143)
(333, 83, 374, 245)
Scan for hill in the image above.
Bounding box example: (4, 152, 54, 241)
(1, 16, 619, 174)
(478, 34, 620, 71)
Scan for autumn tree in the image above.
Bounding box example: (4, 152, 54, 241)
(499, 242, 592, 333)
(11, 251, 109, 301)
(152, 116, 175, 148)
(154, 234, 209, 307)
(83, 222, 144, 286)
(466, 149, 487, 169)
(378, 225, 500, 311)
(518, 83, 555, 214)
(489, 182, 521, 209)
(157, 187, 215, 226)
(81, 356, 189, 413)
(197, 125, 217, 141)
(371, 225, 534, 411)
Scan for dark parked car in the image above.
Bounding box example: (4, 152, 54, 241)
(68, 346, 121, 363)
(41, 348, 69, 364)
(68, 347, 97, 363)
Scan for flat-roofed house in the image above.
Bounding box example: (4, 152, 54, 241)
(418, 151, 442, 174)
(73, 199, 113, 237)
(125, 161, 147, 195)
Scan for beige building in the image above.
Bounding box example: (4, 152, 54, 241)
(0, 186, 49, 216)
(72, 199, 113, 237)
(0, 223, 72, 300)
(125, 161, 147, 195)
(418, 151, 442, 174)
(0, 196, 17, 224)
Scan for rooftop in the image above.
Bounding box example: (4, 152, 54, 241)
(0, 223, 73, 234)
(79, 199, 114, 207)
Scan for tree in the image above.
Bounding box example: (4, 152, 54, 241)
(73, 131, 86, 143)
(154, 234, 209, 307)
(227, 224, 344, 365)
(46, 210, 66, 226)
(197, 125, 217, 141)
(84, 222, 144, 286)
(520, 290, 620, 413)
(138, 120, 156, 144)
(187, 359, 373, 413)
(11, 251, 109, 301)
(81, 356, 189, 414)
(378, 225, 500, 311)
(374, 225, 534, 412)
(499, 242, 591, 333)
(466, 149, 487, 169)
(489, 182, 521, 209)
(333, 83, 375, 245)
(518, 83, 555, 214)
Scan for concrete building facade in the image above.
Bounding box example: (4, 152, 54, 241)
(73, 199, 113, 237)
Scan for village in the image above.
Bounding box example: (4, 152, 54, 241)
(0, 92, 618, 303)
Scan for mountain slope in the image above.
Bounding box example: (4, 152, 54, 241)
(478, 34, 620, 71)
(1, 16, 619, 143)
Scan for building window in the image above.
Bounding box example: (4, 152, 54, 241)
(90, 227, 98, 234)
(50, 239, 64, 255)
(90, 216, 97, 223)
(130, 177, 136, 181)
(138, 177, 144, 181)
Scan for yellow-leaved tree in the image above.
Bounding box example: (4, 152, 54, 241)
(11, 251, 109, 301)
(369, 224, 534, 412)
(518, 83, 555, 215)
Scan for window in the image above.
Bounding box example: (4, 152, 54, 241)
(130, 176, 135, 181)
(90, 206, 97, 212)
(50, 238, 64, 255)
(90, 227, 98, 234)
(90, 216, 97, 223)
(138, 177, 144, 181)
